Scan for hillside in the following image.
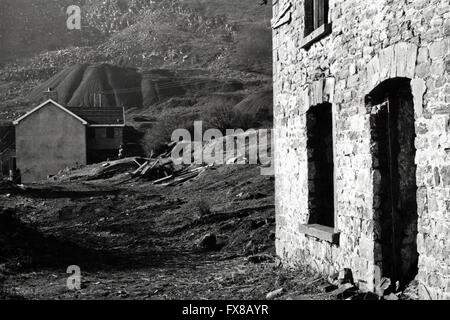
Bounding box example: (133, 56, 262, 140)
(0, 0, 272, 72)
(0, 0, 273, 163)
(0, 0, 272, 129)
(0, 0, 271, 63)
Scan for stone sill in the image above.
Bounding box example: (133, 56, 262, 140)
(300, 23, 332, 49)
(298, 224, 340, 245)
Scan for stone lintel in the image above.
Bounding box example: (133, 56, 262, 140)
(366, 42, 418, 94)
(303, 77, 336, 110)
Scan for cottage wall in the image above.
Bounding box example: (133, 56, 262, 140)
(15, 103, 87, 182)
(87, 127, 123, 151)
(86, 127, 123, 163)
(273, 0, 449, 298)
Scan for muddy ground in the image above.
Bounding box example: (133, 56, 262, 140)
(0, 165, 336, 300)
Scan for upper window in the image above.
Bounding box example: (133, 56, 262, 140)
(305, 0, 329, 36)
(302, 0, 331, 48)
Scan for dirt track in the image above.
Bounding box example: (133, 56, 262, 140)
(0, 165, 328, 300)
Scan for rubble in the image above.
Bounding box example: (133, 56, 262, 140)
(375, 277, 392, 297)
(383, 293, 400, 301)
(195, 233, 217, 252)
(266, 288, 285, 300)
(247, 254, 275, 264)
(337, 268, 354, 286)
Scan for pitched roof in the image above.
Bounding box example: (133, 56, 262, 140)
(67, 107, 125, 125)
(13, 99, 88, 125)
(13, 99, 125, 126)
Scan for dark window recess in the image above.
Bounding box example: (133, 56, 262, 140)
(304, 0, 329, 37)
(306, 103, 334, 228)
(88, 128, 96, 139)
(106, 128, 115, 139)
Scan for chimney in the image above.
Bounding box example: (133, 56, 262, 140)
(43, 88, 58, 102)
(94, 93, 103, 107)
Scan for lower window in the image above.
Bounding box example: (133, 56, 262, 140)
(306, 102, 334, 228)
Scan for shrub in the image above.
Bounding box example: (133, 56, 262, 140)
(195, 199, 212, 217)
(205, 103, 238, 133)
(141, 114, 196, 156)
(202, 96, 261, 134)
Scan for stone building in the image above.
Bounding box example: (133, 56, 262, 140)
(272, 0, 449, 299)
(14, 99, 125, 182)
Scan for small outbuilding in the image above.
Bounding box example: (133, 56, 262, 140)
(13, 99, 125, 182)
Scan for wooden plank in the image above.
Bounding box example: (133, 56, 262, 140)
(141, 160, 159, 175)
(153, 175, 174, 185)
(131, 160, 149, 176)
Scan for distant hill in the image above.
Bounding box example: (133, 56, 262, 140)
(0, 0, 271, 65)
(0, 0, 272, 113)
(0, 0, 98, 63)
(28, 64, 142, 108)
(0, 0, 273, 156)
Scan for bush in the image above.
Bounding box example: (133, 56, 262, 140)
(205, 103, 238, 133)
(203, 96, 259, 134)
(195, 199, 212, 217)
(141, 114, 196, 156)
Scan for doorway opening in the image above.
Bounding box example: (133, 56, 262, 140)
(368, 78, 418, 285)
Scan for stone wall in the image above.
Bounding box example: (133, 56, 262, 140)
(272, 0, 449, 299)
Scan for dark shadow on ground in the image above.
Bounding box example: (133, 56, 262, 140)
(0, 208, 218, 273)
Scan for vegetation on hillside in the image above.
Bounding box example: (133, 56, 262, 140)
(0, 0, 273, 156)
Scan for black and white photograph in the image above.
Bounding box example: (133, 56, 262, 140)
(0, 0, 449, 308)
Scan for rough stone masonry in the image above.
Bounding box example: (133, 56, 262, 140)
(272, 0, 449, 299)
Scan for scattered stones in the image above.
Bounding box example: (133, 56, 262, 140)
(328, 272, 340, 286)
(196, 233, 217, 252)
(320, 284, 338, 293)
(332, 283, 358, 300)
(266, 288, 285, 300)
(338, 268, 354, 285)
(375, 277, 392, 297)
(348, 292, 380, 300)
(94, 208, 105, 215)
(384, 293, 400, 300)
(402, 280, 420, 300)
(247, 254, 275, 264)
